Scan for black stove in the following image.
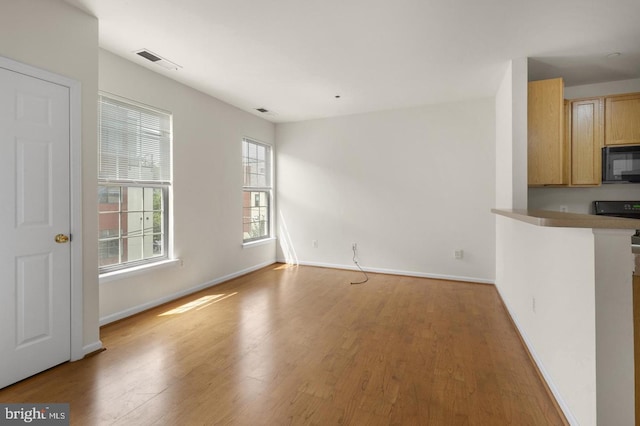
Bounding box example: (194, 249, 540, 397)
(594, 201, 640, 249)
(593, 201, 640, 219)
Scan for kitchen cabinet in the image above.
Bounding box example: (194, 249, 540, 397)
(568, 97, 603, 186)
(605, 92, 640, 146)
(528, 79, 603, 187)
(528, 78, 566, 186)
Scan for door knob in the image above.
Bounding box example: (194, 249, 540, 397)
(55, 234, 70, 243)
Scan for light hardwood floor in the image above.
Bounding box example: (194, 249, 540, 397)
(0, 264, 567, 425)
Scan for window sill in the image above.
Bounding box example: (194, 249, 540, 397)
(242, 237, 276, 249)
(99, 258, 181, 284)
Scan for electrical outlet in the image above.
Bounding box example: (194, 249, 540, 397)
(352, 242, 357, 251)
(312, 240, 318, 248)
(532, 297, 536, 313)
(454, 249, 463, 259)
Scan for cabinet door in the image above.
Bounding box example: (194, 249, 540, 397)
(571, 98, 603, 185)
(605, 93, 640, 145)
(528, 78, 566, 185)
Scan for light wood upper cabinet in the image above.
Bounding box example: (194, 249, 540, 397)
(605, 92, 640, 145)
(569, 97, 603, 186)
(528, 78, 566, 186)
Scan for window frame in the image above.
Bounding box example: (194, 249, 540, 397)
(98, 93, 173, 275)
(98, 183, 169, 274)
(242, 137, 273, 244)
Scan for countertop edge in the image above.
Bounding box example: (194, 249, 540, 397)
(492, 208, 640, 229)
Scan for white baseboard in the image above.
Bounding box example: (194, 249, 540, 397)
(276, 258, 495, 285)
(495, 287, 578, 425)
(99, 260, 275, 326)
(81, 340, 104, 358)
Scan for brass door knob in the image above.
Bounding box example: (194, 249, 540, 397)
(55, 234, 70, 243)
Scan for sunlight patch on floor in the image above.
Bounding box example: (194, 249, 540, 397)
(159, 292, 238, 316)
(273, 263, 297, 270)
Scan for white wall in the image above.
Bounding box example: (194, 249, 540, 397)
(497, 217, 596, 425)
(495, 62, 514, 208)
(0, 0, 100, 351)
(594, 229, 635, 426)
(496, 58, 528, 209)
(529, 78, 640, 213)
(565, 77, 640, 98)
(276, 99, 496, 283)
(529, 185, 640, 214)
(98, 50, 276, 322)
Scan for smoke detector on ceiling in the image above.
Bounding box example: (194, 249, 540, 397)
(134, 49, 182, 71)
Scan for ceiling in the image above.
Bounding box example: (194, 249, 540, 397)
(65, 0, 640, 123)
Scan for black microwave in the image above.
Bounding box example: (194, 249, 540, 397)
(602, 145, 640, 183)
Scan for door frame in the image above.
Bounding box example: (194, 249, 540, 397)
(0, 55, 84, 361)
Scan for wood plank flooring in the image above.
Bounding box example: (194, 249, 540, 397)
(0, 264, 567, 425)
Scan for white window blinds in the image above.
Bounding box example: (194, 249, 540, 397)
(99, 95, 171, 184)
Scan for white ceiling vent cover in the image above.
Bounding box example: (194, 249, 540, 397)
(134, 49, 182, 71)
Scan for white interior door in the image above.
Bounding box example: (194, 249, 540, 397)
(0, 66, 71, 389)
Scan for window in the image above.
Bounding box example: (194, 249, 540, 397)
(242, 138, 272, 243)
(98, 94, 172, 273)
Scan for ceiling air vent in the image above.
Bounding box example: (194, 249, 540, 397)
(134, 49, 181, 71)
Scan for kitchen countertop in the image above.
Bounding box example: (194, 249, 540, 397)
(492, 208, 640, 229)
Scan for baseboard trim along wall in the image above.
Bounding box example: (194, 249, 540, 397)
(99, 260, 276, 326)
(276, 259, 495, 285)
(82, 341, 104, 357)
(495, 287, 577, 425)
